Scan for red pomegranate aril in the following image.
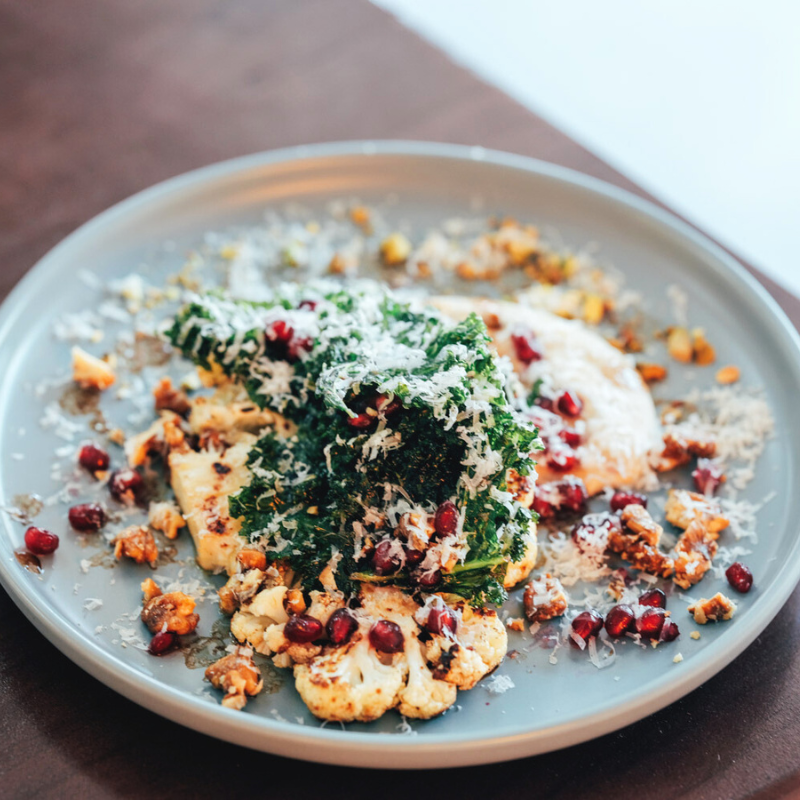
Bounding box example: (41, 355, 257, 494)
(369, 619, 405, 654)
(571, 609, 603, 644)
(511, 332, 542, 365)
(532, 494, 556, 519)
(284, 614, 324, 644)
(605, 604, 636, 637)
(403, 547, 424, 566)
(411, 567, 441, 589)
(726, 562, 753, 593)
(556, 390, 583, 418)
(547, 448, 579, 472)
(148, 631, 177, 656)
(559, 479, 588, 513)
(24, 527, 59, 555)
(375, 393, 402, 416)
(298, 299, 318, 311)
(267, 320, 294, 343)
(610, 491, 648, 513)
(638, 588, 667, 609)
(108, 468, 144, 504)
(326, 608, 358, 645)
(68, 503, 106, 533)
(78, 444, 110, 474)
(635, 607, 666, 639)
(559, 428, 582, 448)
(346, 412, 374, 429)
(426, 606, 458, 636)
(434, 501, 459, 538)
(372, 540, 401, 576)
(693, 458, 725, 496)
(659, 620, 680, 642)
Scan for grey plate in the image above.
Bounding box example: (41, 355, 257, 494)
(1, 142, 799, 769)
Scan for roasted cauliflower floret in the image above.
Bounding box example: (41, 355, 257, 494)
(205, 647, 264, 710)
(398, 633, 457, 719)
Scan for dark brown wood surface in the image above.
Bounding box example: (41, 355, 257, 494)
(1, 2, 798, 798)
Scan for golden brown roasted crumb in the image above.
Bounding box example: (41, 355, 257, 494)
(148, 501, 186, 540)
(691, 329, 716, 365)
(379, 232, 412, 266)
(672, 520, 719, 589)
(690, 630, 701, 640)
(237, 549, 267, 572)
(142, 589, 199, 635)
(716, 365, 741, 385)
(108, 428, 126, 446)
(687, 593, 736, 624)
(582, 294, 606, 325)
(140, 577, 162, 603)
(349, 205, 372, 232)
(72, 347, 117, 390)
(482, 312, 502, 331)
(636, 362, 668, 383)
(609, 323, 644, 354)
(327, 253, 347, 275)
(153, 376, 191, 416)
(506, 617, 526, 632)
(523, 574, 568, 623)
(607, 533, 675, 578)
(284, 588, 307, 616)
(205, 648, 263, 710)
(667, 327, 693, 363)
(664, 489, 729, 534)
(113, 526, 158, 566)
(620, 504, 663, 547)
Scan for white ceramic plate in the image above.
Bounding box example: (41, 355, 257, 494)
(1, 142, 799, 768)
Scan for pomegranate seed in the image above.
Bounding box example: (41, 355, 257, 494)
(68, 503, 106, 533)
(24, 527, 59, 555)
(78, 444, 110, 474)
(726, 562, 753, 593)
(511, 332, 542, 365)
(267, 320, 294, 343)
(403, 547, 424, 566)
(559, 427, 582, 448)
(372, 540, 401, 575)
(326, 608, 358, 645)
(434, 501, 459, 538)
(375, 393, 402, 416)
(635, 607, 666, 639)
(556, 390, 583, 418)
(610, 491, 648, 513)
(659, 620, 680, 642)
(426, 606, 458, 635)
(148, 631, 177, 656)
(571, 610, 603, 644)
(605, 604, 636, 637)
(638, 588, 667, 609)
(693, 458, 724, 496)
(298, 300, 318, 311)
(346, 412, 374, 429)
(108, 468, 144, 504)
(547, 448, 579, 472)
(532, 493, 556, 519)
(369, 619, 405, 654)
(287, 336, 312, 360)
(410, 567, 441, 589)
(559, 478, 588, 513)
(284, 614, 324, 644)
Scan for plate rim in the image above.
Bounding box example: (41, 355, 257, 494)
(2, 140, 800, 768)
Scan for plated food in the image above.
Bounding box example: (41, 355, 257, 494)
(1, 145, 795, 766)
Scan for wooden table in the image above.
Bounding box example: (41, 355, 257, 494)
(1, 2, 798, 797)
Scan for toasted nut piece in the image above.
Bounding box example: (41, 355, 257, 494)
(692, 329, 716, 365)
(607, 531, 675, 578)
(349, 205, 372, 232)
(523, 574, 568, 623)
(148, 501, 186, 540)
(606, 571, 626, 601)
(582, 294, 606, 325)
(667, 327, 693, 363)
(672, 519, 719, 589)
(284, 588, 307, 616)
(621, 504, 663, 547)
(716, 365, 740, 385)
(506, 617, 526, 632)
(664, 489, 729, 534)
(153, 377, 191, 416)
(205, 647, 263, 710)
(113, 526, 158, 566)
(610, 324, 644, 354)
(687, 593, 736, 624)
(327, 253, 347, 274)
(142, 590, 199, 635)
(237, 549, 267, 572)
(379, 233, 412, 266)
(72, 347, 116, 390)
(636, 362, 668, 383)
(482, 312, 502, 331)
(108, 428, 126, 446)
(141, 577, 162, 603)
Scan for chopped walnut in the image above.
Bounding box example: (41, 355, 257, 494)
(636, 362, 668, 383)
(523, 574, 568, 623)
(664, 427, 717, 459)
(72, 346, 116, 391)
(482, 312, 502, 331)
(691, 329, 716, 366)
(667, 327, 693, 363)
(609, 323, 644, 354)
(664, 489, 729, 534)
(141, 577, 162, 603)
(205, 648, 263, 710)
(153, 377, 191, 416)
(716, 365, 740, 385)
(687, 593, 736, 624)
(148, 501, 186, 540)
(620, 504, 663, 547)
(672, 520, 719, 589)
(237, 549, 267, 572)
(349, 205, 372, 232)
(607, 532, 675, 578)
(582, 294, 606, 325)
(141, 588, 199, 635)
(284, 588, 307, 616)
(379, 232, 412, 266)
(113, 525, 158, 566)
(506, 617, 526, 632)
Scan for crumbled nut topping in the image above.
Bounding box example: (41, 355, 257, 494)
(716, 365, 741, 385)
(148, 501, 186, 540)
(153, 376, 191, 416)
(620, 504, 663, 547)
(672, 519, 719, 589)
(141, 587, 199, 635)
(523, 574, 568, 623)
(205, 647, 263, 710)
(687, 593, 736, 624)
(636, 362, 668, 383)
(664, 489, 729, 534)
(113, 525, 158, 566)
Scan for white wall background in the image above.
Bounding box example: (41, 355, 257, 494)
(374, 0, 800, 295)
